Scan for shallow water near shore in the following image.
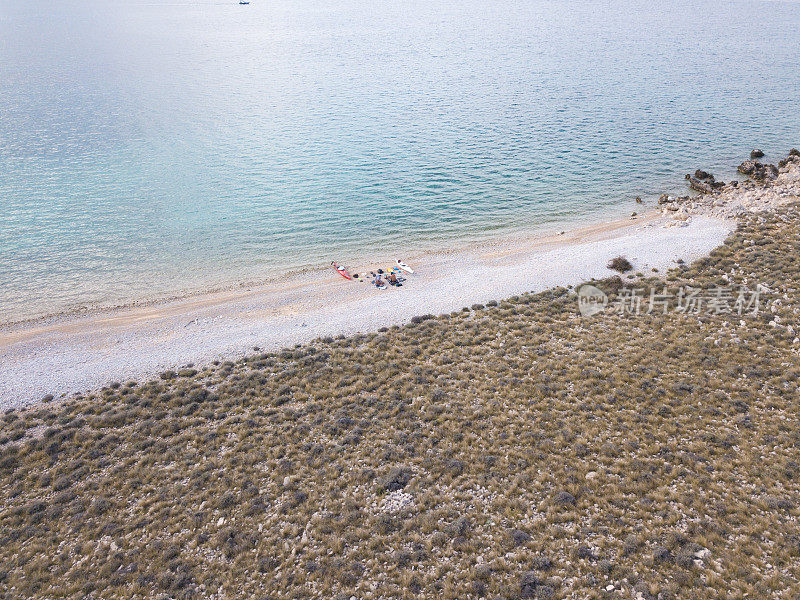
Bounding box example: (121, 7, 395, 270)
(1, 0, 799, 323)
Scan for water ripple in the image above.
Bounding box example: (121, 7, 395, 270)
(1, 0, 799, 322)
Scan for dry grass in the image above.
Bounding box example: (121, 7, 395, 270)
(2, 205, 800, 599)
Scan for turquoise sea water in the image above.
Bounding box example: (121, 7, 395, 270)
(1, 0, 799, 323)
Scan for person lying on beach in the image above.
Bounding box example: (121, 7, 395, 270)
(389, 272, 399, 285)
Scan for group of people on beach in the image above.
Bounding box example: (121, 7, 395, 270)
(356, 267, 404, 290)
(332, 259, 414, 290)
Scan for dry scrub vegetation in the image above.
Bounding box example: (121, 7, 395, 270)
(2, 206, 800, 600)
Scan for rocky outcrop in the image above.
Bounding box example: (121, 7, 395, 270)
(694, 152, 800, 219)
(685, 169, 725, 194)
(688, 177, 713, 194)
(662, 150, 800, 225)
(750, 149, 765, 159)
(759, 164, 779, 181)
(738, 160, 756, 175)
(738, 160, 779, 181)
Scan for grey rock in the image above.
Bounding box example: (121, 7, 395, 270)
(738, 160, 779, 181)
(738, 160, 757, 175)
(688, 177, 713, 194)
(764, 163, 779, 180)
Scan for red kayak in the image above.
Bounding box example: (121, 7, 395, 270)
(331, 261, 352, 280)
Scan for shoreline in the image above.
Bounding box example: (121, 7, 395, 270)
(0, 200, 638, 331)
(0, 208, 734, 407)
(3, 151, 798, 408)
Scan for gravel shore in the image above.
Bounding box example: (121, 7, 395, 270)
(0, 211, 732, 408)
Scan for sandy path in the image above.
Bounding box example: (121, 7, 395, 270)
(0, 212, 734, 407)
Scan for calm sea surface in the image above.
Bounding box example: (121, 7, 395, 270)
(1, 0, 799, 322)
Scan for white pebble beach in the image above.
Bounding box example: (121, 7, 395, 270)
(0, 210, 734, 408)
